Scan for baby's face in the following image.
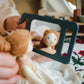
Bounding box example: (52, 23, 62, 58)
(44, 33, 57, 46)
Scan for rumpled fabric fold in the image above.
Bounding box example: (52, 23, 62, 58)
(17, 61, 83, 84)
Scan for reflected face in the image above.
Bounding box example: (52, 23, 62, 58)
(44, 33, 57, 46)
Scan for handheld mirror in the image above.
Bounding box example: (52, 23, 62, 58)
(21, 13, 79, 64)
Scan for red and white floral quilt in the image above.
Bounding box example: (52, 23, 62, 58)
(63, 38, 84, 83)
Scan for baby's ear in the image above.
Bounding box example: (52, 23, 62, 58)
(0, 36, 11, 52)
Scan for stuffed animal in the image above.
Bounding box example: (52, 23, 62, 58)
(40, 29, 60, 50)
(0, 29, 49, 84)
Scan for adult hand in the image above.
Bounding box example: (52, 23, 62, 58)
(0, 53, 21, 84)
(4, 16, 27, 31)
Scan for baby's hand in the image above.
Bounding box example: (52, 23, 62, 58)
(4, 16, 27, 31)
(0, 53, 21, 84)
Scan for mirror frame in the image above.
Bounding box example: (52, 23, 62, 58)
(21, 13, 79, 64)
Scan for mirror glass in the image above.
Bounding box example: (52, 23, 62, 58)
(30, 19, 61, 55)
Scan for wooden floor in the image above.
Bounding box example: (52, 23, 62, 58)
(14, 0, 40, 15)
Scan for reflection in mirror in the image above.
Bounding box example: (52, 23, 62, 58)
(30, 20, 61, 55)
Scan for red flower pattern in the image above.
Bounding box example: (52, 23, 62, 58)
(73, 51, 76, 54)
(63, 38, 84, 57)
(78, 50, 84, 56)
(76, 39, 84, 44)
(63, 53, 67, 57)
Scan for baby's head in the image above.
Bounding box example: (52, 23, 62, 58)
(43, 29, 60, 48)
(5, 29, 33, 57)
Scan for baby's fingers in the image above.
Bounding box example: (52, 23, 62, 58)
(0, 75, 21, 84)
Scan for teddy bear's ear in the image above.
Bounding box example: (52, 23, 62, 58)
(0, 36, 11, 52)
